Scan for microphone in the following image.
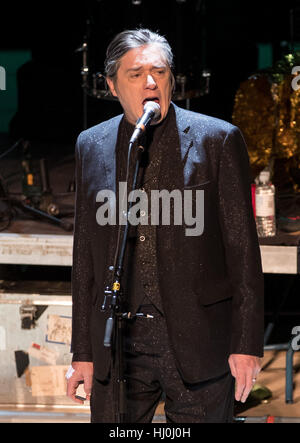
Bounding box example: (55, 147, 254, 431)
(129, 101, 161, 144)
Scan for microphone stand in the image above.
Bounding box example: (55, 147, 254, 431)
(102, 142, 144, 423)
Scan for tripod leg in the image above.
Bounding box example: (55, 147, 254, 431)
(286, 343, 294, 404)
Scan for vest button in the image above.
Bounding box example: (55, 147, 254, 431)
(139, 235, 146, 242)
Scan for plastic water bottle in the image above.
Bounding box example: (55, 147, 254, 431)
(255, 170, 276, 237)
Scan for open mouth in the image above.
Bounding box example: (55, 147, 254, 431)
(142, 97, 160, 106)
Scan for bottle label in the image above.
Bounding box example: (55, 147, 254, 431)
(255, 194, 275, 217)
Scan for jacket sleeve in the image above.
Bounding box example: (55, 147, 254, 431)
(218, 125, 264, 357)
(70, 133, 94, 361)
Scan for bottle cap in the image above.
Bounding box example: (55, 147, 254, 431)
(259, 170, 270, 184)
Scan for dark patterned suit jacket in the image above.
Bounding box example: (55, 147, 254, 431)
(71, 103, 264, 384)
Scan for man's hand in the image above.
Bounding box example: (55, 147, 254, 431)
(228, 354, 261, 403)
(66, 361, 94, 404)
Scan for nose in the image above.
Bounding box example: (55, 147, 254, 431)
(145, 74, 157, 89)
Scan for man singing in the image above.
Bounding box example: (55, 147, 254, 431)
(67, 28, 264, 423)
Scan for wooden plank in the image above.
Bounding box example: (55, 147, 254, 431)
(0, 232, 299, 275)
(0, 233, 73, 266)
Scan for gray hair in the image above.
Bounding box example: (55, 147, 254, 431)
(104, 28, 175, 90)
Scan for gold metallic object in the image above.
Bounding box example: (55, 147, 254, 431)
(232, 52, 300, 190)
(112, 282, 120, 291)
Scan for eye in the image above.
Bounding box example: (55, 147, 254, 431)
(155, 69, 166, 75)
(130, 72, 141, 79)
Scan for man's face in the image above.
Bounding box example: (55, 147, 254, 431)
(107, 44, 172, 125)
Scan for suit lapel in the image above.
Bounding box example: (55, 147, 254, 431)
(173, 103, 192, 163)
(173, 103, 198, 187)
(100, 114, 123, 193)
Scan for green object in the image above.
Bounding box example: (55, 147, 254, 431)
(262, 50, 300, 84)
(0, 50, 31, 133)
(258, 43, 273, 70)
(250, 383, 272, 402)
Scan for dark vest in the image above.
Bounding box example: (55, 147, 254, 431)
(114, 105, 181, 316)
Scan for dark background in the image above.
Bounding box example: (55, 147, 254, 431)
(0, 0, 298, 144)
(0, 0, 300, 346)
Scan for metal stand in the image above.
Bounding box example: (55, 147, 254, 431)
(75, 19, 91, 130)
(102, 142, 144, 423)
(0, 140, 73, 232)
(11, 198, 73, 231)
(263, 275, 298, 403)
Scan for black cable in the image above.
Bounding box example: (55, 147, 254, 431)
(0, 139, 23, 160)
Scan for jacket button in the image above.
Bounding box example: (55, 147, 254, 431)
(139, 235, 146, 242)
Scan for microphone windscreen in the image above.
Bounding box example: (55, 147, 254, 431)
(144, 101, 161, 122)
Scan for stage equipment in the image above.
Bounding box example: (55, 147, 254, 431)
(0, 140, 73, 232)
(75, 36, 90, 129)
(232, 52, 300, 192)
(21, 142, 59, 216)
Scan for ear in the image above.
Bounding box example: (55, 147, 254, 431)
(106, 77, 118, 97)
